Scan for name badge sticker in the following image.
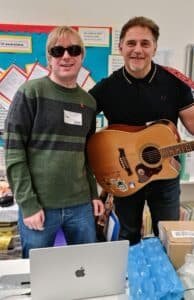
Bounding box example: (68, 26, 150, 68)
(64, 110, 82, 126)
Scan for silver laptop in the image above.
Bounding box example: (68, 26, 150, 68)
(29, 240, 129, 300)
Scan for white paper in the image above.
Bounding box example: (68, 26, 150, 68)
(28, 63, 49, 80)
(0, 35, 32, 53)
(0, 103, 8, 130)
(108, 55, 124, 75)
(79, 27, 110, 47)
(0, 66, 27, 101)
(0, 93, 11, 110)
(82, 75, 96, 91)
(77, 66, 90, 87)
(111, 27, 121, 55)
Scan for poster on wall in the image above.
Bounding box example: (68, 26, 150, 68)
(0, 23, 111, 132)
(0, 24, 111, 91)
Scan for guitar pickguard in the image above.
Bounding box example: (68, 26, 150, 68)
(136, 163, 162, 183)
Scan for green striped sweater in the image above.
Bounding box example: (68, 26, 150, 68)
(4, 76, 98, 217)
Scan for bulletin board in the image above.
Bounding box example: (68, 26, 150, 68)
(0, 23, 112, 181)
(0, 23, 111, 83)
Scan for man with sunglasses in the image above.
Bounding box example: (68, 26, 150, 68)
(4, 26, 104, 258)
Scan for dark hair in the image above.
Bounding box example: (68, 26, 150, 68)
(119, 16, 160, 42)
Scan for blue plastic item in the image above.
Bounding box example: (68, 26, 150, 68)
(128, 237, 184, 300)
(106, 210, 120, 241)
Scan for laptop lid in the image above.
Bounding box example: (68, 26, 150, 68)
(30, 240, 129, 300)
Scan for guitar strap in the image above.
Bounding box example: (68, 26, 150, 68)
(161, 65, 194, 172)
(162, 65, 194, 89)
(96, 192, 114, 241)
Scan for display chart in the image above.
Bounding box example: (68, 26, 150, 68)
(0, 24, 111, 81)
(0, 23, 112, 130)
(0, 23, 112, 188)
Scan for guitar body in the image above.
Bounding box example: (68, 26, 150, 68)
(87, 120, 181, 197)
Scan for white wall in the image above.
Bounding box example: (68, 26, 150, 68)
(0, 0, 194, 71)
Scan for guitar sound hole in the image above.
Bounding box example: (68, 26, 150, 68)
(142, 146, 161, 164)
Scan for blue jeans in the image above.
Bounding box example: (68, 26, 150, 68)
(18, 202, 96, 258)
(114, 177, 180, 245)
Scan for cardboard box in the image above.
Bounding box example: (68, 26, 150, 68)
(159, 221, 194, 269)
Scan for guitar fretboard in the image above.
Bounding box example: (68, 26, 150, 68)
(160, 141, 194, 158)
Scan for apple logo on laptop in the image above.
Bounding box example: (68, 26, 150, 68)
(75, 267, 85, 277)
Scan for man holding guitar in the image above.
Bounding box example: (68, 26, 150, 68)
(89, 16, 194, 245)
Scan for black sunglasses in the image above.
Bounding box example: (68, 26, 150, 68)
(49, 45, 82, 58)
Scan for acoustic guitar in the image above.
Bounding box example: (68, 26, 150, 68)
(87, 120, 194, 197)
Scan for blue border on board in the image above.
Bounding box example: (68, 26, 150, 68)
(0, 31, 111, 83)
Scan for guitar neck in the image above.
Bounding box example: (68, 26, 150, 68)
(161, 141, 194, 158)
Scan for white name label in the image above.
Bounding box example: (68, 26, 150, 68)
(64, 110, 82, 126)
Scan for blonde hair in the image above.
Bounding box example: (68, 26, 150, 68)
(46, 26, 85, 65)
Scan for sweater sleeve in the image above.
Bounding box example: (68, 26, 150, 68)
(4, 88, 42, 218)
(86, 164, 99, 199)
(85, 112, 99, 199)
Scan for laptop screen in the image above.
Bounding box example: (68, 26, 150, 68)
(30, 240, 129, 300)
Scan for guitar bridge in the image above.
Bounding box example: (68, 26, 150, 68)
(118, 148, 132, 176)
